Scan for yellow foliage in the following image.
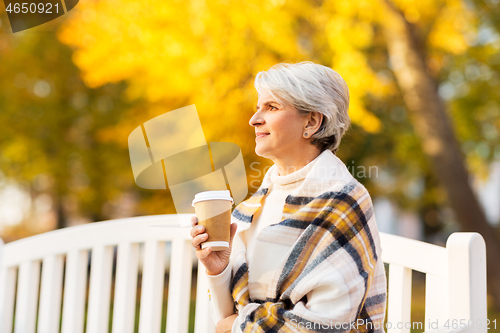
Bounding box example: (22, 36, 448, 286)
(428, 1, 475, 55)
(467, 154, 491, 181)
(60, 0, 459, 138)
(326, 17, 374, 50)
(378, 0, 476, 56)
(349, 99, 383, 133)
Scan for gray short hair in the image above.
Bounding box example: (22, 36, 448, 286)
(254, 61, 350, 153)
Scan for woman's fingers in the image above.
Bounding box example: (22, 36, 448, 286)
(190, 224, 205, 238)
(191, 232, 208, 249)
(190, 215, 198, 227)
(189, 215, 209, 255)
(229, 223, 237, 242)
(197, 246, 211, 259)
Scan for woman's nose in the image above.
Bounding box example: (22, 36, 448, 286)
(249, 110, 264, 127)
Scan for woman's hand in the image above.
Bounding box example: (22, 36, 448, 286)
(190, 215, 238, 276)
(216, 314, 238, 333)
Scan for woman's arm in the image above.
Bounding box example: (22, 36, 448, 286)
(190, 216, 239, 325)
(206, 263, 236, 323)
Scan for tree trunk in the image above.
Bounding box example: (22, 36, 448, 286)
(380, 0, 500, 311)
(54, 193, 67, 230)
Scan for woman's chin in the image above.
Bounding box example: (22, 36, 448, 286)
(254, 146, 268, 158)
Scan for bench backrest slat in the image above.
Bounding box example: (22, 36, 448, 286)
(138, 240, 166, 333)
(112, 242, 139, 333)
(0, 266, 16, 333)
(166, 239, 193, 333)
(37, 254, 64, 333)
(386, 264, 412, 333)
(61, 249, 89, 333)
(14, 260, 41, 333)
(86, 245, 114, 333)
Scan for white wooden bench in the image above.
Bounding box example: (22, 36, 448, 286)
(0, 214, 487, 333)
(380, 232, 487, 333)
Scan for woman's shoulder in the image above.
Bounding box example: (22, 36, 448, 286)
(291, 172, 371, 203)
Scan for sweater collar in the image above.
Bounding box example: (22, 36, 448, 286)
(269, 152, 321, 186)
(261, 149, 353, 190)
(233, 150, 355, 229)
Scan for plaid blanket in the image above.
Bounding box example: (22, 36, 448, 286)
(230, 152, 387, 333)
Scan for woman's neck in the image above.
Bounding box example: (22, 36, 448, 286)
(273, 149, 322, 176)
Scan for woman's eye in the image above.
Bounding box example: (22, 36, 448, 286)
(270, 105, 278, 111)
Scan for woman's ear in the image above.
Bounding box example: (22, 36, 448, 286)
(304, 112, 323, 136)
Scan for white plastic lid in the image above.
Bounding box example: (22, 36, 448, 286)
(201, 241, 229, 249)
(192, 190, 234, 206)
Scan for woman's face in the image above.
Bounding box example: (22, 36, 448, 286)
(250, 90, 309, 161)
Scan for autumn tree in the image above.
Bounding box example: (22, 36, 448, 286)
(0, 16, 143, 232)
(378, 0, 500, 311)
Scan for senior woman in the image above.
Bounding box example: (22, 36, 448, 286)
(190, 61, 387, 333)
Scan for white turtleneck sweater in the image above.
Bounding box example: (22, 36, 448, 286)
(206, 153, 322, 332)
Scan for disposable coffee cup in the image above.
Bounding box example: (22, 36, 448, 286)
(192, 190, 234, 251)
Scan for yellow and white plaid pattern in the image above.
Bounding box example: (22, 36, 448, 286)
(229, 156, 387, 333)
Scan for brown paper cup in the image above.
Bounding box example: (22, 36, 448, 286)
(192, 191, 233, 251)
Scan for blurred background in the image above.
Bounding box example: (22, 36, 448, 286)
(0, 0, 499, 329)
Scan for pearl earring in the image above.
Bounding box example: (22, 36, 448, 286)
(304, 133, 308, 138)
